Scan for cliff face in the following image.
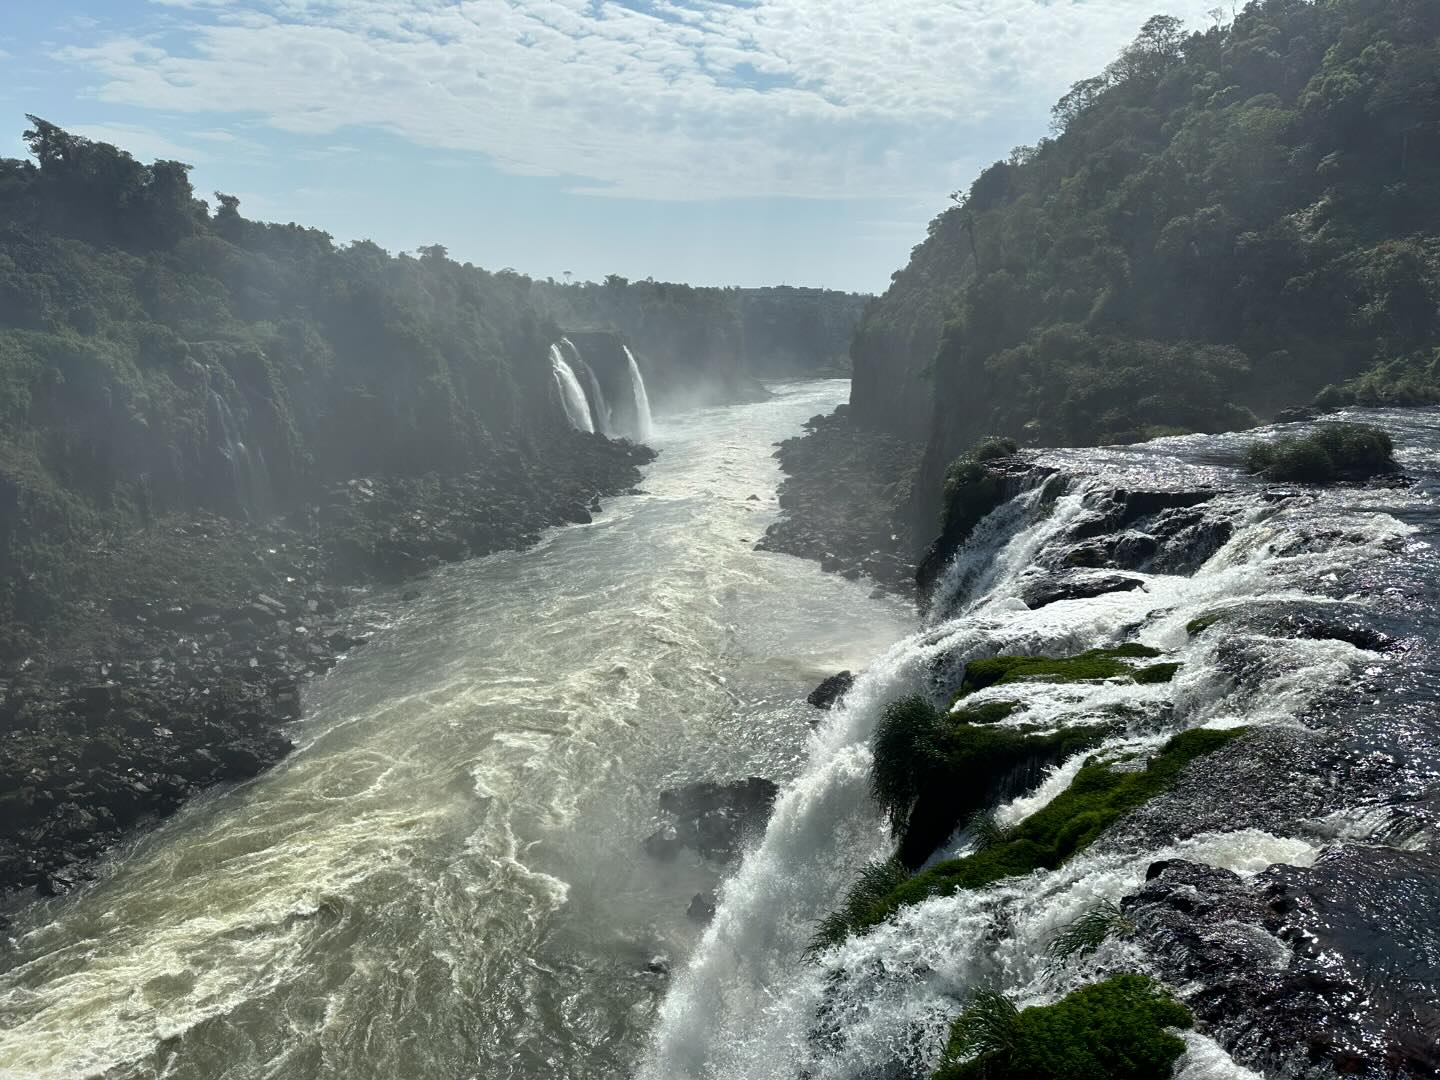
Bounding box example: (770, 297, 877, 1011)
(847, 211, 974, 443)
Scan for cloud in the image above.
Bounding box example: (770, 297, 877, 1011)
(63, 121, 207, 163)
(55, 0, 1222, 202)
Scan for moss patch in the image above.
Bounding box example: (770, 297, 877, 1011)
(1244, 422, 1397, 483)
(1185, 613, 1221, 636)
(934, 975, 1193, 1080)
(871, 695, 1116, 869)
(958, 645, 1163, 697)
(947, 699, 1021, 724)
(817, 727, 1246, 947)
(1132, 662, 1181, 685)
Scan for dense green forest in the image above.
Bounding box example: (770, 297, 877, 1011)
(0, 119, 863, 639)
(847, 0, 1440, 529)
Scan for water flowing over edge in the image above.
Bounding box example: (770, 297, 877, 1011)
(640, 429, 1432, 1080)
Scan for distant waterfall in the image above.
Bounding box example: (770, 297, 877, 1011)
(624, 346, 654, 441)
(562, 337, 611, 435)
(207, 390, 271, 518)
(550, 345, 595, 433)
(552, 335, 654, 442)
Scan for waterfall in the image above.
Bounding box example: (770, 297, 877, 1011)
(624, 346, 654, 442)
(561, 337, 611, 435)
(550, 345, 594, 433)
(640, 465, 1410, 1080)
(207, 389, 271, 518)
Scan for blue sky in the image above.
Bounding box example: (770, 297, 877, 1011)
(1, 0, 1220, 292)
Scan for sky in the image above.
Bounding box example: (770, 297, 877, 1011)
(0, 0, 1223, 292)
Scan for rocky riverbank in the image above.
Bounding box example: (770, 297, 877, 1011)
(0, 433, 655, 927)
(755, 406, 920, 595)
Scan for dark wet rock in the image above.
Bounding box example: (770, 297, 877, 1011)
(646, 777, 780, 863)
(687, 890, 718, 924)
(642, 824, 683, 861)
(754, 408, 919, 595)
(1126, 855, 1440, 1079)
(807, 671, 854, 711)
(1023, 572, 1146, 609)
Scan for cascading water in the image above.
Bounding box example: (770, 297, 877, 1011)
(206, 389, 271, 518)
(561, 337, 612, 435)
(625, 346, 655, 442)
(550, 344, 595, 433)
(642, 410, 1440, 1080)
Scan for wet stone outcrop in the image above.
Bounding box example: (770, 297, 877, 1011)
(755, 407, 919, 594)
(807, 671, 855, 711)
(643, 777, 779, 864)
(1126, 856, 1440, 1079)
(1056, 488, 1236, 576)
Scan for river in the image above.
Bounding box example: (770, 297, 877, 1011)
(0, 380, 912, 1080)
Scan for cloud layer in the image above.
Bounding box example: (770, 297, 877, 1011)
(58, 0, 1220, 201)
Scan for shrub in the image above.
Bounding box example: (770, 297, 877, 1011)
(1244, 423, 1396, 483)
(934, 976, 1193, 1080)
(941, 436, 1017, 531)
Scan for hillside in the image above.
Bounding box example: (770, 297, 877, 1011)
(843, 0, 1440, 534)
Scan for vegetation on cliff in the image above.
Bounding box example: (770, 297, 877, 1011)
(846, 0, 1440, 527)
(933, 977, 1193, 1080)
(869, 694, 1114, 868)
(0, 119, 862, 649)
(813, 726, 1245, 950)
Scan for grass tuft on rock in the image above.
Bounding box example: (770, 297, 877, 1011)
(1244, 422, 1396, 483)
(933, 976, 1192, 1080)
(818, 727, 1246, 946)
(1047, 899, 1135, 962)
(807, 858, 911, 958)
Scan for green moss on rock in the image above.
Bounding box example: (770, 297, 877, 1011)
(816, 727, 1246, 947)
(948, 699, 1021, 724)
(958, 645, 1163, 697)
(1185, 613, 1221, 636)
(1132, 662, 1181, 685)
(934, 975, 1193, 1080)
(870, 695, 1115, 870)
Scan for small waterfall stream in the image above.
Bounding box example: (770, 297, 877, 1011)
(625, 346, 654, 442)
(549, 345, 595, 433)
(206, 389, 272, 518)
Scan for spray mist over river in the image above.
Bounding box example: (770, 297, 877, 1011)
(0, 381, 912, 1080)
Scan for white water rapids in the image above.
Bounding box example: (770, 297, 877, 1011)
(0, 382, 910, 1080)
(639, 440, 1414, 1080)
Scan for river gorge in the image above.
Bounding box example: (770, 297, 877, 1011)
(3, 386, 1439, 1080)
